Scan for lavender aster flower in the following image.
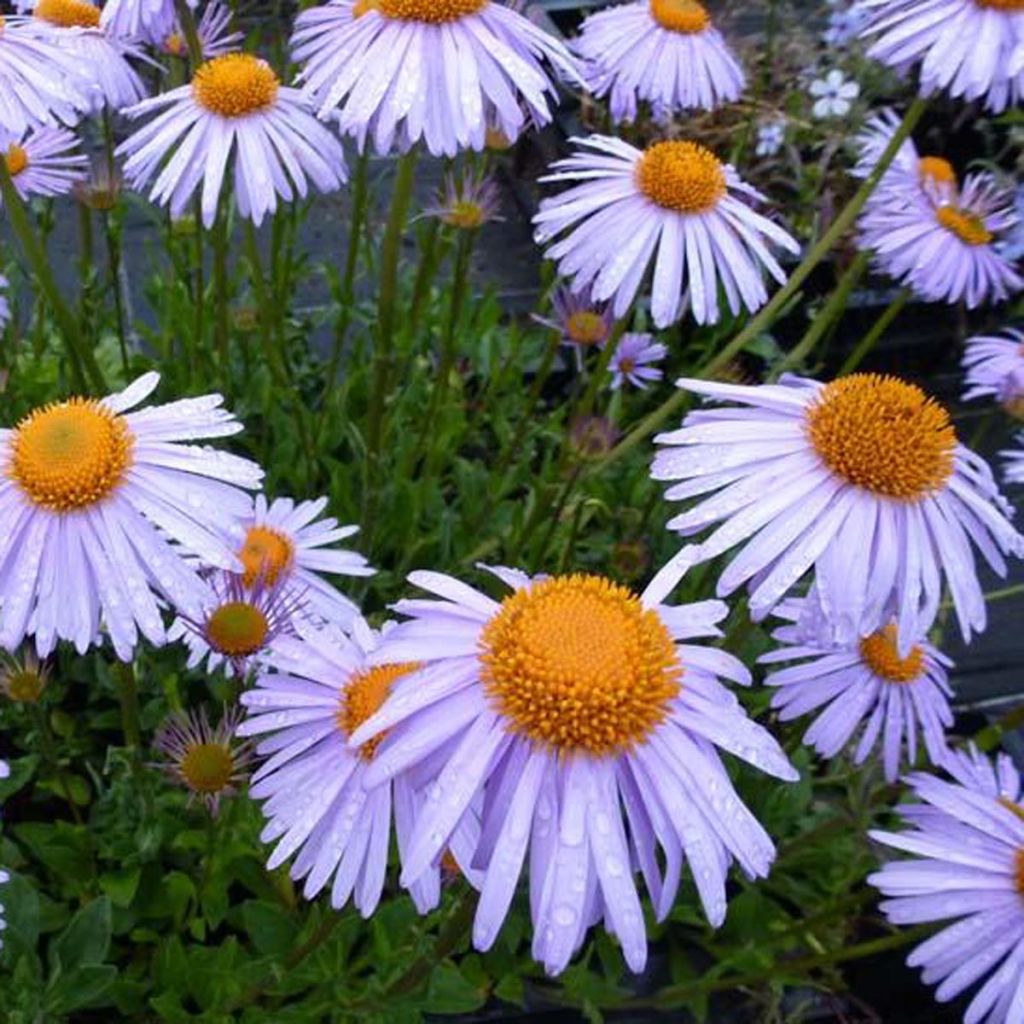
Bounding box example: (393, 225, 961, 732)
(860, 0, 1024, 113)
(533, 285, 615, 361)
(347, 567, 797, 975)
(100, 0, 190, 42)
(119, 53, 347, 227)
(423, 172, 503, 230)
(0, 372, 263, 660)
(963, 329, 1024, 418)
(290, 0, 580, 157)
(1003, 432, 1024, 485)
(650, 373, 1023, 652)
(761, 596, 953, 781)
(576, 0, 745, 124)
(154, 2, 242, 59)
(869, 746, 1024, 1022)
(534, 135, 800, 328)
(608, 332, 666, 390)
(239, 618, 482, 917)
(0, 125, 86, 202)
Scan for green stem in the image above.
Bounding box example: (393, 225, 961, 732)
(839, 287, 911, 376)
(173, 0, 204, 66)
(0, 160, 104, 392)
(213, 209, 230, 376)
(597, 97, 928, 469)
(409, 218, 443, 327)
(972, 703, 1024, 753)
(103, 209, 130, 376)
(115, 662, 141, 750)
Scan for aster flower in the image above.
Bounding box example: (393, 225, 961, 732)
(997, 184, 1024, 261)
(228, 494, 373, 629)
(290, 0, 580, 157)
(808, 69, 859, 118)
(860, 0, 1024, 113)
(154, 705, 254, 814)
(21, 0, 149, 114)
(761, 596, 952, 781)
(423, 172, 503, 230)
(119, 53, 348, 228)
(0, 648, 48, 703)
(963, 328, 1024, 417)
(859, 172, 1023, 308)
(0, 15, 88, 136)
(534, 135, 800, 328)
(239, 617, 482, 917)
(576, 0, 745, 124)
(167, 570, 302, 677)
(1003, 432, 1024, 485)
(650, 372, 1023, 653)
(608, 332, 666, 390)
(99, 0, 184, 42)
(0, 125, 86, 203)
(153, 2, 242, 59)
(755, 119, 785, 158)
(347, 567, 797, 975)
(533, 285, 615, 361)
(0, 372, 263, 660)
(869, 746, 1024, 1022)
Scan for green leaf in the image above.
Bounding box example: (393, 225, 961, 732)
(99, 866, 141, 908)
(2, 873, 40, 949)
(45, 964, 118, 1013)
(241, 900, 299, 957)
(423, 963, 486, 1014)
(51, 895, 111, 972)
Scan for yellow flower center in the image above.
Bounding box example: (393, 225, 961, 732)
(649, 0, 710, 33)
(192, 54, 280, 118)
(180, 742, 235, 794)
(164, 32, 186, 56)
(485, 126, 513, 151)
(238, 526, 294, 587)
(4, 144, 28, 177)
(636, 141, 726, 215)
(1003, 394, 1024, 420)
(338, 662, 421, 760)
(443, 200, 485, 230)
(936, 206, 993, 246)
(480, 575, 682, 756)
(3, 669, 44, 703)
(917, 155, 956, 188)
(34, 0, 101, 28)
(205, 601, 269, 658)
(859, 625, 923, 683)
(9, 399, 133, 512)
(1016, 847, 1024, 895)
(805, 374, 956, 500)
(565, 310, 607, 346)
(356, 0, 487, 21)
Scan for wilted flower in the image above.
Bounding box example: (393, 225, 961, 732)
(608, 332, 666, 390)
(0, 649, 48, 703)
(0, 125, 86, 203)
(534, 135, 800, 328)
(533, 286, 615, 356)
(349, 567, 796, 975)
(424, 172, 502, 230)
(808, 69, 859, 118)
(569, 414, 618, 459)
(72, 154, 122, 210)
(154, 705, 254, 814)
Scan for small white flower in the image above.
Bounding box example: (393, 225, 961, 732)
(809, 69, 859, 118)
(822, 7, 868, 46)
(755, 119, 785, 157)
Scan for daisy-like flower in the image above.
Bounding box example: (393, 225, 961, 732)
(22, 0, 149, 114)
(755, 119, 785, 158)
(154, 706, 254, 814)
(1003, 432, 1024, 485)
(154, 2, 242, 60)
(608, 332, 666, 390)
(290, 0, 580, 157)
(0, 647, 48, 703)
(347, 567, 797, 976)
(860, 0, 1024, 114)
(761, 595, 952, 781)
(0, 15, 88, 136)
(0, 125, 86, 203)
(424, 172, 503, 230)
(533, 135, 800, 328)
(99, 0, 185, 42)
(239, 617, 482, 917)
(963, 328, 1024, 418)
(533, 285, 615, 359)
(576, 0, 745, 124)
(650, 372, 1024, 653)
(118, 53, 348, 228)
(808, 69, 859, 118)
(858, 172, 1023, 308)
(167, 570, 302, 677)
(0, 372, 263, 660)
(869, 746, 1024, 1022)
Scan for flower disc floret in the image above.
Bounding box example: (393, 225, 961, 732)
(859, 625, 924, 683)
(636, 141, 725, 214)
(239, 526, 294, 587)
(192, 54, 280, 117)
(34, 0, 100, 28)
(566, 311, 608, 346)
(480, 574, 682, 755)
(338, 663, 420, 759)
(975, 0, 1024, 9)
(918, 156, 956, 187)
(805, 374, 956, 499)
(375, 0, 487, 21)
(10, 399, 133, 512)
(205, 602, 270, 658)
(4, 145, 28, 177)
(180, 742, 235, 793)
(649, 0, 710, 33)
(936, 205, 993, 246)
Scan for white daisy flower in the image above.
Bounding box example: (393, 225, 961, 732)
(809, 68, 859, 117)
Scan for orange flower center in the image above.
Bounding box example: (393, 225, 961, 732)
(565, 310, 608, 346)
(917, 156, 956, 188)
(192, 54, 280, 117)
(649, 0, 710, 33)
(34, 0, 100, 28)
(805, 374, 956, 500)
(355, 0, 487, 21)
(936, 206, 993, 246)
(238, 526, 294, 587)
(859, 625, 924, 683)
(975, 0, 1024, 9)
(338, 663, 421, 760)
(637, 141, 726, 214)
(480, 575, 682, 756)
(205, 602, 269, 658)
(10, 399, 133, 512)
(4, 144, 28, 177)
(180, 742, 235, 793)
